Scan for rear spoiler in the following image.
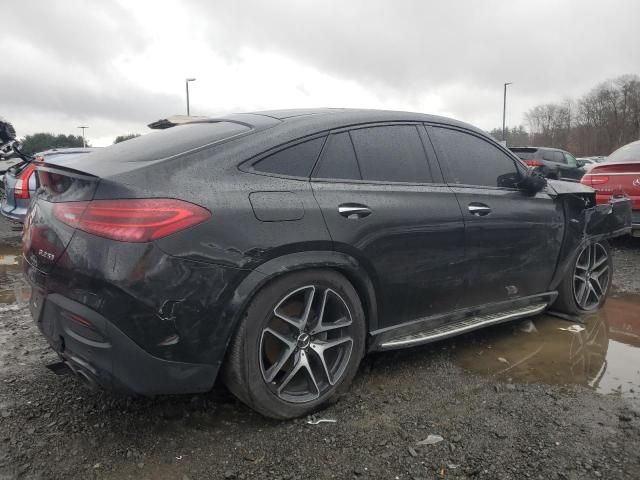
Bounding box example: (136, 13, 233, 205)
(147, 115, 210, 130)
(37, 162, 99, 180)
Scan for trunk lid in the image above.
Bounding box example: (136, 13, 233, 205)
(582, 161, 640, 210)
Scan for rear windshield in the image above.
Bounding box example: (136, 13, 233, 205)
(509, 148, 538, 160)
(607, 141, 640, 163)
(82, 122, 251, 164)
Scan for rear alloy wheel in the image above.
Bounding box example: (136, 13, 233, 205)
(260, 285, 355, 403)
(554, 241, 612, 315)
(223, 270, 365, 419)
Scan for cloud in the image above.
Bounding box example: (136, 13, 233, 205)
(190, 0, 640, 98)
(1, 0, 639, 144)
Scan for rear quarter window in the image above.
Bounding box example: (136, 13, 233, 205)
(252, 136, 327, 178)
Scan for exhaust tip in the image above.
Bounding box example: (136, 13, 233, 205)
(77, 370, 98, 390)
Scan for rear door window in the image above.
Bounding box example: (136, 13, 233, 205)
(429, 127, 520, 188)
(349, 125, 431, 183)
(253, 136, 326, 178)
(313, 133, 361, 180)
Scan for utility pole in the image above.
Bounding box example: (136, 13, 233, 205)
(185, 78, 196, 116)
(502, 82, 512, 144)
(77, 126, 88, 147)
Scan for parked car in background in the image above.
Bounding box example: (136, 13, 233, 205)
(0, 155, 23, 180)
(509, 146, 585, 181)
(581, 139, 640, 236)
(0, 120, 19, 185)
(22, 109, 631, 419)
(1, 148, 97, 222)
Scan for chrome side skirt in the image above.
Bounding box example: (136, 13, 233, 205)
(379, 302, 547, 350)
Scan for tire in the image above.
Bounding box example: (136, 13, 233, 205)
(553, 241, 612, 315)
(222, 269, 366, 419)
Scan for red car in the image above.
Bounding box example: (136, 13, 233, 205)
(581, 140, 640, 236)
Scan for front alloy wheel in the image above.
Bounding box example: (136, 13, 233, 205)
(573, 242, 610, 310)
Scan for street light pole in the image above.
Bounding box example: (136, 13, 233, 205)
(185, 78, 196, 116)
(77, 126, 88, 147)
(502, 82, 512, 144)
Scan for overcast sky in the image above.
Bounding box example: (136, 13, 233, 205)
(1, 0, 639, 146)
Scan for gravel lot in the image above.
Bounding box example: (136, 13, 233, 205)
(0, 216, 639, 480)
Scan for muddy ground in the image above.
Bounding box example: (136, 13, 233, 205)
(0, 215, 639, 480)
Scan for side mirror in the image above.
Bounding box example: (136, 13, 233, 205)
(518, 168, 547, 194)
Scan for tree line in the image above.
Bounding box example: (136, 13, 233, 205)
(14, 132, 141, 155)
(491, 74, 640, 156)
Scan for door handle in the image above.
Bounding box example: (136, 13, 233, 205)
(338, 203, 372, 219)
(468, 203, 492, 216)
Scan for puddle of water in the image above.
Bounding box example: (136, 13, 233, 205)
(0, 243, 30, 305)
(453, 293, 640, 400)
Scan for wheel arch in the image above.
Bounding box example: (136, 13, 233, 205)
(220, 250, 380, 359)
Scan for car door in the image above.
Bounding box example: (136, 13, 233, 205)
(427, 125, 564, 308)
(311, 124, 466, 330)
(562, 152, 584, 180)
(542, 150, 571, 179)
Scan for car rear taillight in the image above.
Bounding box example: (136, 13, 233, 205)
(53, 198, 211, 242)
(14, 163, 37, 199)
(582, 175, 610, 186)
(524, 160, 544, 167)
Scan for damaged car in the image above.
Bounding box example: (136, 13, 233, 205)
(21, 109, 632, 419)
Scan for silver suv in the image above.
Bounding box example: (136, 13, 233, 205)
(1, 148, 97, 223)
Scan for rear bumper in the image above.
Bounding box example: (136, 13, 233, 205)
(23, 227, 253, 396)
(30, 290, 217, 395)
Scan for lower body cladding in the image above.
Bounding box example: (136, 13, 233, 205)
(24, 232, 253, 396)
(632, 210, 640, 237)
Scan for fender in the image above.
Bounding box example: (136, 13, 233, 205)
(214, 250, 380, 364)
(549, 192, 631, 290)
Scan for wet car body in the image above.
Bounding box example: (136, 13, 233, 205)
(1, 148, 97, 223)
(21, 109, 632, 399)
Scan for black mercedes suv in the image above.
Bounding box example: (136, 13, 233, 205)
(22, 109, 631, 418)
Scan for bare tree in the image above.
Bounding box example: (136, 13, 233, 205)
(524, 74, 640, 156)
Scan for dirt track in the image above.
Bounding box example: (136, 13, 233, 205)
(0, 216, 639, 480)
